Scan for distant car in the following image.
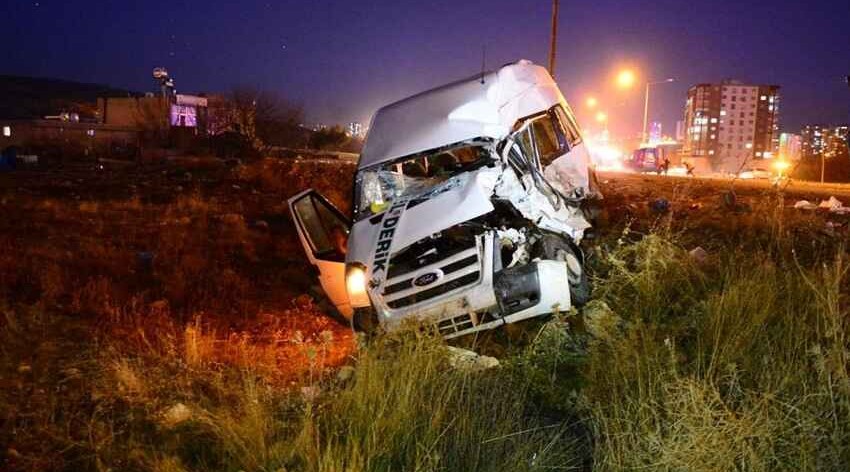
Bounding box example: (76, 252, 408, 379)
(738, 168, 772, 180)
(625, 147, 660, 173)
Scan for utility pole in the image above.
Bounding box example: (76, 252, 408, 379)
(548, 0, 559, 77)
(642, 82, 651, 144)
(642, 79, 675, 144)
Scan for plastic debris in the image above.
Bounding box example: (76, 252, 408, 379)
(794, 200, 818, 210)
(445, 346, 500, 372)
(649, 198, 671, 214)
(689, 246, 709, 265)
(795, 197, 850, 214)
(160, 403, 192, 428)
(819, 196, 850, 214)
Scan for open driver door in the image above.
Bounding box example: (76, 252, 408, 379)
(287, 189, 353, 319)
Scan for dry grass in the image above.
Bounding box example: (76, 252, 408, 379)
(2, 161, 850, 471)
(582, 230, 850, 471)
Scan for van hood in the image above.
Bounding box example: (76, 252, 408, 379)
(347, 167, 498, 281)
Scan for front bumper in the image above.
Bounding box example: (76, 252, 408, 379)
(371, 231, 571, 338)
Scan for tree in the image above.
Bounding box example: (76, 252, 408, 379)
(215, 87, 306, 156)
(309, 125, 349, 150)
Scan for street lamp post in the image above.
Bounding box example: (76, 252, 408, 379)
(642, 78, 674, 144)
(548, 0, 559, 77)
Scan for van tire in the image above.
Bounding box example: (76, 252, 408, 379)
(352, 308, 380, 335)
(533, 235, 591, 307)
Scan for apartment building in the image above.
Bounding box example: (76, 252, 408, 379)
(683, 80, 780, 173)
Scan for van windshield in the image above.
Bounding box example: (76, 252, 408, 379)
(354, 142, 493, 220)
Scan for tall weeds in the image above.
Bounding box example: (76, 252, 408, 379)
(294, 332, 581, 472)
(584, 232, 850, 471)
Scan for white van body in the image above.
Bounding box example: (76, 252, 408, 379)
(289, 60, 596, 338)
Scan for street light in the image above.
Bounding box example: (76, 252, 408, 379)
(586, 96, 598, 109)
(616, 69, 637, 89)
(642, 78, 675, 144)
(595, 111, 608, 123)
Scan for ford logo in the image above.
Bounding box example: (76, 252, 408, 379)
(413, 270, 443, 287)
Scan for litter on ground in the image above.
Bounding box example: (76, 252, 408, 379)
(795, 197, 850, 214)
(794, 200, 818, 210)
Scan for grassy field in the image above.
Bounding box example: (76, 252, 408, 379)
(1, 160, 848, 471)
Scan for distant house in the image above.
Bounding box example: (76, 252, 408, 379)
(0, 73, 222, 161)
(98, 94, 209, 132)
(0, 76, 143, 160)
(0, 118, 140, 160)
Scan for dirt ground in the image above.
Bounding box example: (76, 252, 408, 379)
(0, 157, 359, 382)
(593, 170, 850, 252)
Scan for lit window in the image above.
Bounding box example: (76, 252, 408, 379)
(87, 129, 95, 137)
(709, 150, 715, 155)
(746, 143, 753, 149)
(2, 126, 9, 137)
(710, 134, 716, 139)
(768, 106, 774, 112)
(760, 95, 767, 101)
(710, 118, 718, 123)
(720, 110, 727, 116)
(756, 152, 762, 157)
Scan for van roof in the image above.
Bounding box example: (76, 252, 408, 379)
(358, 60, 566, 170)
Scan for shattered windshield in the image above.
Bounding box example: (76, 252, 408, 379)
(354, 141, 494, 220)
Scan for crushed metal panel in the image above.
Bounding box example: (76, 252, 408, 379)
(358, 60, 564, 170)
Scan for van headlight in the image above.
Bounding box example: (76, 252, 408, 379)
(346, 263, 372, 308)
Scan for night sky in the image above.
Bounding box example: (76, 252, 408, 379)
(2, 0, 848, 138)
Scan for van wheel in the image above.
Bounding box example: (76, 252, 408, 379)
(533, 236, 591, 307)
(352, 308, 380, 335)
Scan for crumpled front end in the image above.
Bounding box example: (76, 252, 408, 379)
(349, 159, 588, 338)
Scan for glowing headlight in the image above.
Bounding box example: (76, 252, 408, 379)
(345, 263, 371, 308)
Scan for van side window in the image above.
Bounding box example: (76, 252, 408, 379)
(515, 113, 565, 167)
(553, 105, 582, 147)
(530, 116, 561, 166)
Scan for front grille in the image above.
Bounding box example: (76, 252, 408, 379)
(386, 227, 477, 279)
(381, 233, 482, 310)
(437, 313, 475, 336)
(387, 272, 480, 309)
(441, 255, 478, 275)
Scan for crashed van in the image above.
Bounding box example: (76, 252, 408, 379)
(289, 59, 596, 339)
